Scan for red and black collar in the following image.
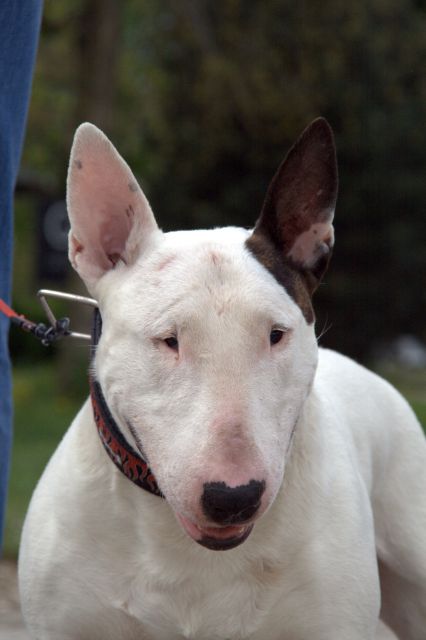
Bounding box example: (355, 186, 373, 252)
(90, 309, 163, 498)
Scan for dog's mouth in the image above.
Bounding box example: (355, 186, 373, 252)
(176, 513, 254, 551)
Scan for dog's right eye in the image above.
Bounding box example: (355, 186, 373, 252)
(164, 336, 179, 351)
(270, 329, 285, 345)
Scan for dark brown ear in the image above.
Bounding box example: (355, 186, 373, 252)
(249, 117, 338, 294)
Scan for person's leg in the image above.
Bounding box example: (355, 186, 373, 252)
(0, 1, 43, 550)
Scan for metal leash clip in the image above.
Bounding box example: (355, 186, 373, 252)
(35, 289, 98, 345)
(0, 289, 98, 346)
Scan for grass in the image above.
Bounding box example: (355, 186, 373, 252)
(3, 364, 84, 558)
(3, 361, 426, 558)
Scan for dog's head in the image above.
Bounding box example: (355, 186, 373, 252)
(66, 119, 337, 550)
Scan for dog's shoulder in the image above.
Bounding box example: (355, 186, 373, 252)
(311, 348, 422, 490)
(315, 348, 406, 404)
(315, 348, 416, 422)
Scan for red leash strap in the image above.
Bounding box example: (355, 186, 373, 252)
(0, 298, 36, 332)
(0, 298, 22, 319)
(0, 296, 62, 344)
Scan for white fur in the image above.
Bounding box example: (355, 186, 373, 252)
(19, 125, 426, 640)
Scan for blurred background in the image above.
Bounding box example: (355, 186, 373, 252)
(4, 0, 426, 557)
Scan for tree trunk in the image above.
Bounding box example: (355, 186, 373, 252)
(74, 0, 121, 132)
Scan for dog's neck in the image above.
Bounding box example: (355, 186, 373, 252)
(90, 309, 163, 498)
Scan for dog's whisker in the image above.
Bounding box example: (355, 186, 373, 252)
(316, 317, 333, 344)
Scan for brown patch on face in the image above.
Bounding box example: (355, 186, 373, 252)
(74, 159, 83, 169)
(246, 232, 315, 325)
(128, 181, 138, 192)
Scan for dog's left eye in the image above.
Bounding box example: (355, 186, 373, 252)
(164, 336, 179, 351)
(270, 329, 285, 345)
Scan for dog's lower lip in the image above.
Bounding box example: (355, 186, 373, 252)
(195, 523, 248, 538)
(176, 513, 253, 549)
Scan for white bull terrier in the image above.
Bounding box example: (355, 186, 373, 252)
(19, 119, 426, 640)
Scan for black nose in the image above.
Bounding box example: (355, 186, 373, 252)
(201, 479, 265, 525)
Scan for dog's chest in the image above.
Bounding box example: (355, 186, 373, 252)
(115, 553, 282, 639)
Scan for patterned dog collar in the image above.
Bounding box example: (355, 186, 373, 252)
(90, 309, 163, 498)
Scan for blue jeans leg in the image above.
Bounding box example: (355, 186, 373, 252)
(0, 1, 43, 551)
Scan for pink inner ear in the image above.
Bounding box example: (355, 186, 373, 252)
(67, 124, 157, 284)
(100, 218, 131, 265)
(71, 160, 134, 263)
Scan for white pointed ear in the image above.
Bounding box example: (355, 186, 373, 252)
(67, 123, 159, 290)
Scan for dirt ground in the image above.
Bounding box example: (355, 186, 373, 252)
(0, 560, 30, 640)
